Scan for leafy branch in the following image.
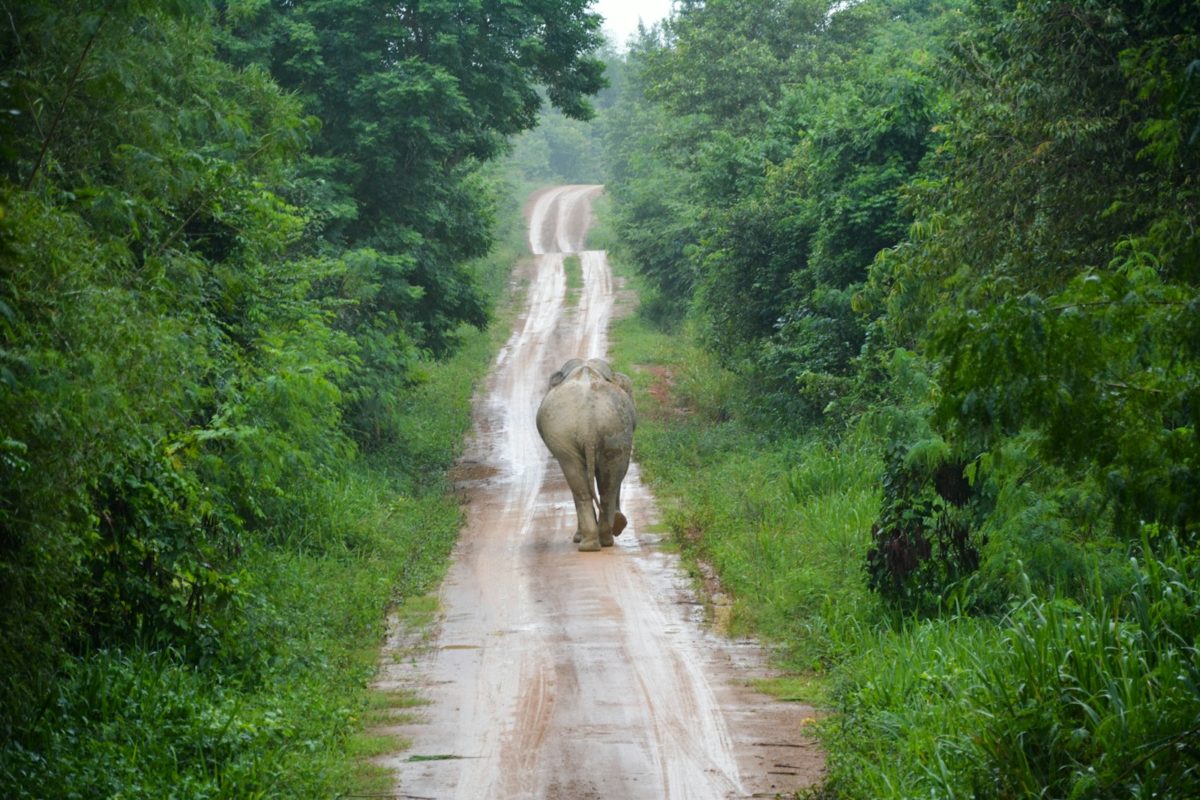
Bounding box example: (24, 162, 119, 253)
(24, 10, 107, 189)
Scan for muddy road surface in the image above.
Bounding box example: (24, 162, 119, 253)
(376, 185, 823, 799)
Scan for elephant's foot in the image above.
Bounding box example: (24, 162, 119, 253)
(600, 530, 615, 547)
(612, 511, 628, 537)
(573, 529, 582, 544)
(577, 536, 602, 552)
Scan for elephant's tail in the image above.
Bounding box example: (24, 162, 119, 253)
(583, 439, 600, 511)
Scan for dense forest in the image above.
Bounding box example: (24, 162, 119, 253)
(0, 0, 602, 795)
(3, 0, 1198, 797)
(596, 0, 1200, 796)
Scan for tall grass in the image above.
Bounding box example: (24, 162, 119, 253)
(825, 542, 1200, 798)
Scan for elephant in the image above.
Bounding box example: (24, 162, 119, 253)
(536, 358, 636, 551)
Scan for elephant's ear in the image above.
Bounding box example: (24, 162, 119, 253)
(614, 372, 634, 399)
(549, 358, 583, 389)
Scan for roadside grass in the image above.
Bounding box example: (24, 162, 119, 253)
(340, 600, 439, 796)
(822, 547, 1200, 798)
(607, 259, 884, 690)
(586, 191, 617, 252)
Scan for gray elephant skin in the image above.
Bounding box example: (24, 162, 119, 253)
(536, 358, 636, 551)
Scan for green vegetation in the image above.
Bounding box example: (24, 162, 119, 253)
(5, 0, 1198, 795)
(563, 254, 584, 303)
(600, 0, 1200, 796)
(0, 0, 600, 795)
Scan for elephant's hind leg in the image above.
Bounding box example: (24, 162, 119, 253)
(594, 477, 614, 548)
(595, 458, 629, 548)
(609, 471, 628, 538)
(559, 458, 601, 551)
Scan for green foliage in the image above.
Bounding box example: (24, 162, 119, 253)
(0, 190, 507, 796)
(600, 0, 1200, 796)
(0, 0, 323, 706)
(647, 0, 826, 139)
(869, 0, 1200, 557)
(606, 0, 956, 424)
(0, 0, 585, 793)
(216, 0, 607, 451)
(698, 54, 939, 363)
(932, 249, 1200, 535)
(218, 0, 605, 360)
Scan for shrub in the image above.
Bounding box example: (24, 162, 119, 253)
(865, 439, 983, 616)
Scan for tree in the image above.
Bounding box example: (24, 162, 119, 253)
(219, 0, 604, 286)
(1, 0, 344, 722)
(875, 0, 1200, 537)
(220, 0, 607, 445)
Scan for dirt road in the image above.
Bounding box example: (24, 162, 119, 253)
(376, 185, 823, 799)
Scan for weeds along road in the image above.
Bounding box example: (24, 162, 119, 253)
(375, 185, 824, 799)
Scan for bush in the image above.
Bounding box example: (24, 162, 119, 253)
(865, 439, 984, 616)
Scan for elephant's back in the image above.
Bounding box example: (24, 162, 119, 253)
(536, 371, 634, 447)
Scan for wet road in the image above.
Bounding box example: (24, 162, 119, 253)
(375, 185, 823, 799)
